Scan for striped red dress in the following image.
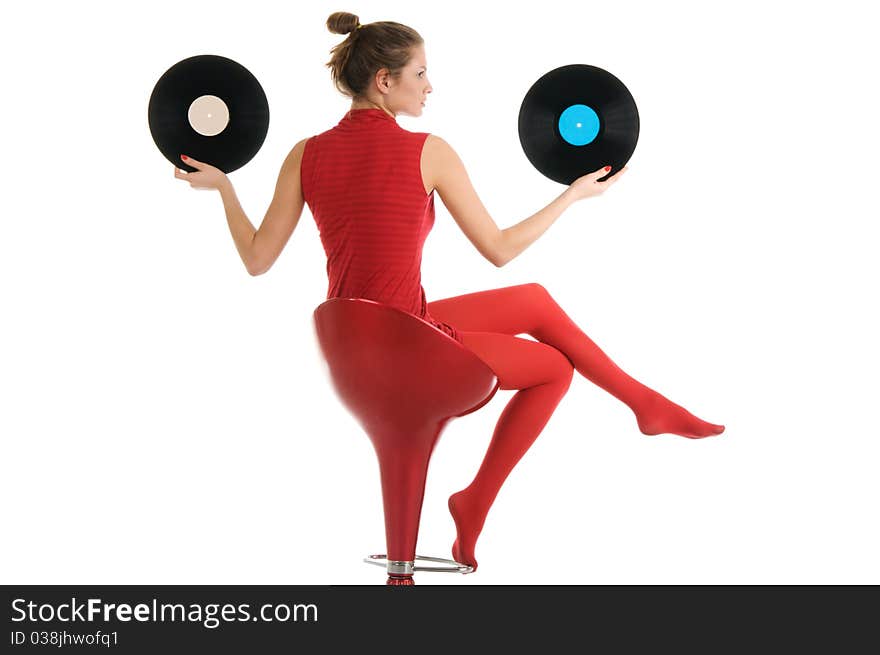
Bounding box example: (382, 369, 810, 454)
(300, 107, 461, 343)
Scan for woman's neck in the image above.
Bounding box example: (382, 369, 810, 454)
(350, 98, 395, 118)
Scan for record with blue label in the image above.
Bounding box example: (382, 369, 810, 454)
(518, 64, 639, 185)
(148, 54, 269, 173)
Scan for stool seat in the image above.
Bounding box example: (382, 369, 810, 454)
(313, 298, 499, 584)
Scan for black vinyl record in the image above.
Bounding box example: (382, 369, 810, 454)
(148, 54, 269, 173)
(518, 64, 639, 185)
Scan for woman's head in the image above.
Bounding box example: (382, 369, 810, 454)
(325, 12, 432, 117)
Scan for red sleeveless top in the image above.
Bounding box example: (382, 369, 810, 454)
(301, 108, 461, 343)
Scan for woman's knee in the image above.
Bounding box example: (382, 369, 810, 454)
(525, 282, 558, 310)
(525, 282, 549, 297)
(549, 349, 575, 391)
(521, 283, 569, 343)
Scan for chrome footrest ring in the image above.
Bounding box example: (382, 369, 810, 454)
(364, 554, 474, 574)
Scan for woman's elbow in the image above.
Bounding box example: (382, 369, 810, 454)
(247, 260, 269, 276)
(492, 234, 510, 267)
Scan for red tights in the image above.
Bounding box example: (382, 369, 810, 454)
(426, 283, 724, 570)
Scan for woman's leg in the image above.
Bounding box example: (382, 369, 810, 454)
(428, 283, 724, 438)
(448, 330, 575, 570)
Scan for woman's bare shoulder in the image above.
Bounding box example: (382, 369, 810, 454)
(275, 138, 312, 180)
(293, 136, 311, 154)
(422, 134, 460, 165)
(282, 137, 312, 164)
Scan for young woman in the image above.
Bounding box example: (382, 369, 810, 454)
(174, 12, 725, 571)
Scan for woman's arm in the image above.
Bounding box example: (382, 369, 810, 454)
(178, 140, 308, 275)
(422, 135, 626, 267)
(219, 138, 308, 276)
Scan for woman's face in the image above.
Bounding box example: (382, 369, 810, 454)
(388, 44, 432, 117)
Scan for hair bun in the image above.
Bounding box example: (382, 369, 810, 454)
(327, 11, 360, 35)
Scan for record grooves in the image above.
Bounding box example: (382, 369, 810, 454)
(518, 64, 639, 185)
(148, 54, 269, 173)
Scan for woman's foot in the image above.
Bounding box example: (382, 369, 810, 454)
(635, 390, 725, 438)
(448, 488, 485, 572)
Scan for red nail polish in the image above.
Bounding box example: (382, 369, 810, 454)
(604, 166, 611, 172)
(181, 155, 188, 160)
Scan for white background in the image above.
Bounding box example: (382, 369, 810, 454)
(2, 0, 878, 585)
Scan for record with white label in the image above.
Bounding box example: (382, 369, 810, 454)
(148, 54, 269, 173)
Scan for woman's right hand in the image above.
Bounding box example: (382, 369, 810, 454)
(565, 165, 628, 202)
(173, 155, 230, 192)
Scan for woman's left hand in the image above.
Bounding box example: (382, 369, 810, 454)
(173, 155, 228, 191)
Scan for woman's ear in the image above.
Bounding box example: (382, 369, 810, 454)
(375, 68, 392, 95)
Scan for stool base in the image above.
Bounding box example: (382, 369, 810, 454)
(364, 554, 475, 579)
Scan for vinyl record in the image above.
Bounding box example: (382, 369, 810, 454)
(518, 64, 639, 185)
(148, 54, 269, 174)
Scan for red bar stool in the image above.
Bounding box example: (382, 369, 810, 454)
(313, 298, 499, 585)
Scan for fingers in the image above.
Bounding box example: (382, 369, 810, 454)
(173, 165, 200, 189)
(179, 154, 202, 168)
(591, 165, 612, 180)
(173, 169, 202, 189)
(594, 164, 628, 178)
(602, 166, 628, 185)
(173, 154, 200, 182)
